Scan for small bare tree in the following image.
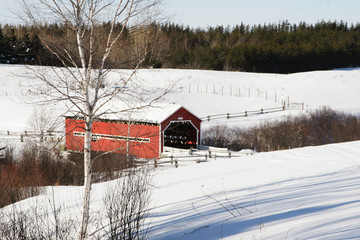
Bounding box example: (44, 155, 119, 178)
(0, 192, 75, 240)
(20, 0, 168, 238)
(102, 166, 152, 240)
(27, 106, 62, 144)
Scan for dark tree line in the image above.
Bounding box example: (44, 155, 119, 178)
(1, 20, 360, 73)
(159, 20, 360, 72)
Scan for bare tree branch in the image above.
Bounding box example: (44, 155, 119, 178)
(19, 0, 168, 238)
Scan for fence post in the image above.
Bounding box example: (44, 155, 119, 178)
(245, 111, 248, 117)
(205, 154, 208, 161)
(175, 160, 178, 168)
(227, 113, 230, 119)
(154, 159, 158, 168)
(228, 151, 231, 158)
(287, 96, 290, 107)
(196, 159, 200, 164)
(209, 150, 212, 158)
(170, 155, 174, 164)
(261, 108, 263, 114)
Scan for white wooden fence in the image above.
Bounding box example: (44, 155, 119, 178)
(0, 130, 63, 143)
(135, 147, 254, 168)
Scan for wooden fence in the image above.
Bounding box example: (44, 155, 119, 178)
(135, 147, 254, 168)
(0, 130, 63, 143)
(288, 102, 305, 111)
(202, 106, 285, 122)
(181, 83, 299, 105)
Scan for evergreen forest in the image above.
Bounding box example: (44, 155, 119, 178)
(1, 20, 360, 73)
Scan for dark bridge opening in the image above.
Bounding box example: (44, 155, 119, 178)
(164, 121, 197, 149)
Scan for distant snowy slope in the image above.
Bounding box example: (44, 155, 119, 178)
(1, 64, 360, 131)
(128, 68, 360, 113)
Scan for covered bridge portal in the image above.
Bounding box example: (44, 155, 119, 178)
(65, 105, 202, 159)
(161, 106, 201, 151)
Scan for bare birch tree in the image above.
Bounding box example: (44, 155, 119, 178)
(20, 0, 167, 238)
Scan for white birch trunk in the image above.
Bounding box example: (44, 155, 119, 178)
(79, 114, 93, 239)
(127, 118, 131, 167)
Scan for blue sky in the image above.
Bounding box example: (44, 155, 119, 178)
(162, 0, 360, 28)
(1, 0, 359, 27)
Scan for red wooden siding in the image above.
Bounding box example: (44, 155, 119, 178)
(65, 118, 160, 159)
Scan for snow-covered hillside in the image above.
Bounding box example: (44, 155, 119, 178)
(149, 141, 360, 239)
(1, 64, 360, 239)
(1, 64, 360, 132)
(2, 141, 360, 239)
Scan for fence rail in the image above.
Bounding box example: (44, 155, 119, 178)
(288, 102, 305, 110)
(0, 130, 63, 143)
(202, 106, 285, 121)
(135, 147, 254, 168)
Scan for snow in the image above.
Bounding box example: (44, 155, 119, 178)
(103, 103, 190, 124)
(3, 141, 360, 239)
(2, 64, 360, 131)
(1, 64, 360, 239)
(149, 141, 360, 239)
(145, 141, 360, 240)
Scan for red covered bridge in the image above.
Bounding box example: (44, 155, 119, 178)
(65, 105, 202, 159)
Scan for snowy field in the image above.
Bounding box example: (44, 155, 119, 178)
(2, 141, 360, 239)
(1, 64, 360, 239)
(1, 64, 360, 132)
(149, 141, 360, 239)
